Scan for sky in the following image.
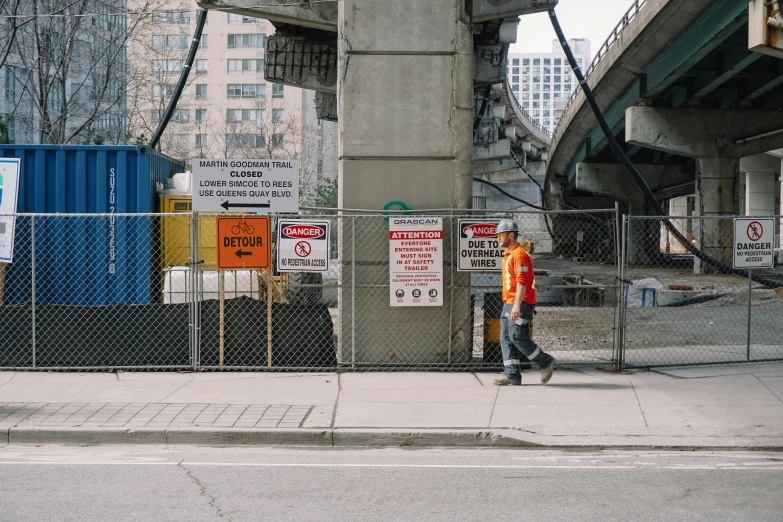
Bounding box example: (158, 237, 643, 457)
(510, 0, 637, 57)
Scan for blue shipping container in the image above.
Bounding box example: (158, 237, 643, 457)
(0, 145, 185, 306)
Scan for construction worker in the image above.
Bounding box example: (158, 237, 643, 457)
(494, 219, 555, 386)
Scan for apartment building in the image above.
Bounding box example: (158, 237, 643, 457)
(507, 38, 592, 134)
(128, 1, 337, 191)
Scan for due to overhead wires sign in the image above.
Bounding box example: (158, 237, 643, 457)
(457, 219, 503, 272)
(193, 159, 299, 213)
(733, 217, 775, 269)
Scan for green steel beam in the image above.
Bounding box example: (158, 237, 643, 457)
(745, 62, 783, 100)
(691, 53, 762, 99)
(645, 0, 748, 97)
(587, 78, 644, 156)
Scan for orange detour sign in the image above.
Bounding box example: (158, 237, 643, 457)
(216, 216, 271, 270)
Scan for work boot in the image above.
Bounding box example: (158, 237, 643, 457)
(540, 358, 555, 384)
(494, 377, 521, 386)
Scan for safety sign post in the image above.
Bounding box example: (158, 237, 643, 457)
(457, 219, 502, 271)
(0, 158, 21, 264)
(192, 158, 299, 213)
(216, 216, 271, 270)
(389, 217, 443, 307)
(733, 217, 774, 269)
(276, 220, 330, 272)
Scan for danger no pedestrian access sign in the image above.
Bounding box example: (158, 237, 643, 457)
(733, 217, 775, 269)
(457, 219, 503, 271)
(193, 159, 299, 213)
(277, 219, 330, 272)
(217, 216, 271, 270)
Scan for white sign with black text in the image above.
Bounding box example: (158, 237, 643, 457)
(192, 158, 299, 213)
(389, 217, 443, 307)
(0, 158, 21, 263)
(276, 219, 330, 272)
(457, 219, 503, 271)
(734, 217, 775, 269)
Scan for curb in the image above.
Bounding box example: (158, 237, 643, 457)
(5, 427, 783, 450)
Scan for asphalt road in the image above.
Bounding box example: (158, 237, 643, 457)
(1, 446, 782, 521)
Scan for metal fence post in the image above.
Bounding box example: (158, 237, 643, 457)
(747, 269, 752, 362)
(615, 215, 629, 370)
(31, 215, 36, 368)
(612, 204, 622, 371)
(191, 211, 201, 371)
(447, 214, 454, 364)
(351, 216, 356, 369)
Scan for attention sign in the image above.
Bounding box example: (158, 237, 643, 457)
(217, 216, 271, 270)
(389, 217, 443, 307)
(733, 217, 775, 269)
(193, 158, 299, 213)
(457, 219, 503, 271)
(277, 219, 330, 272)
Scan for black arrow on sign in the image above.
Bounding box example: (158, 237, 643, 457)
(221, 201, 271, 210)
(235, 249, 252, 258)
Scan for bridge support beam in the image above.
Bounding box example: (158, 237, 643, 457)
(625, 107, 783, 273)
(337, 0, 474, 364)
(740, 153, 781, 216)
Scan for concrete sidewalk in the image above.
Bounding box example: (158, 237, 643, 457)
(1, 363, 782, 449)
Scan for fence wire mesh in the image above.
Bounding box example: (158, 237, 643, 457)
(0, 209, 622, 371)
(621, 215, 783, 368)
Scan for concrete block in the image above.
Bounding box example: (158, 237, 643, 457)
(332, 429, 538, 447)
(340, 55, 470, 158)
(474, 139, 511, 161)
(473, 0, 557, 22)
(340, 0, 463, 53)
(265, 36, 337, 93)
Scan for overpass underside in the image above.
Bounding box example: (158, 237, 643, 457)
(548, 0, 783, 271)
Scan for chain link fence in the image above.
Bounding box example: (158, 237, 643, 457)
(0, 208, 624, 371)
(619, 215, 783, 368)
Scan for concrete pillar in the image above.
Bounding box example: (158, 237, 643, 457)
(694, 158, 738, 274)
(337, 0, 473, 364)
(745, 171, 777, 216)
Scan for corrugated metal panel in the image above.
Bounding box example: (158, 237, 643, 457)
(0, 145, 185, 306)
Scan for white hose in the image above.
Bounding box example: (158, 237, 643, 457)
(769, 0, 783, 28)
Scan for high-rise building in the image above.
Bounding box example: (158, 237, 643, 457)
(507, 39, 592, 134)
(127, 1, 338, 196)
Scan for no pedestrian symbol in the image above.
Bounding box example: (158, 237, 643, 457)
(747, 222, 763, 241)
(295, 241, 311, 258)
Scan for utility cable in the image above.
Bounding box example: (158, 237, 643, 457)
(149, 9, 207, 149)
(548, 9, 782, 288)
(473, 177, 546, 211)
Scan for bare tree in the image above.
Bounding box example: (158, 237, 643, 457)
(0, 0, 166, 145)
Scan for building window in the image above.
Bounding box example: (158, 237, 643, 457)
(196, 134, 207, 148)
(564, 75, 571, 83)
(564, 84, 571, 92)
(523, 102, 529, 109)
(577, 58, 583, 66)
(543, 76, 550, 83)
(512, 67, 519, 74)
(271, 134, 284, 146)
(226, 133, 265, 149)
(152, 35, 189, 50)
(196, 109, 208, 125)
(555, 58, 561, 65)
(544, 67, 550, 74)
(512, 58, 519, 65)
(532, 101, 540, 109)
(4, 117, 15, 143)
(522, 75, 529, 83)
(196, 84, 208, 99)
(152, 11, 190, 24)
(199, 35, 208, 49)
(532, 67, 540, 74)
(272, 84, 284, 98)
(228, 59, 263, 74)
(543, 110, 550, 117)
(533, 59, 540, 65)
(227, 13, 264, 24)
(532, 110, 540, 118)
(5, 68, 15, 102)
(511, 75, 519, 83)
(532, 76, 540, 83)
(272, 108, 284, 123)
(554, 75, 561, 83)
(226, 109, 264, 124)
(554, 84, 561, 92)
(152, 60, 186, 74)
(544, 58, 551, 65)
(533, 93, 540, 100)
(196, 60, 208, 75)
(227, 34, 265, 49)
(162, 134, 189, 150)
(522, 58, 529, 65)
(152, 84, 190, 100)
(227, 84, 266, 99)
(534, 84, 540, 91)
(554, 67, 561, 74)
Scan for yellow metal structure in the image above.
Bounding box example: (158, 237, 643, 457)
(159, 193, 287, 302)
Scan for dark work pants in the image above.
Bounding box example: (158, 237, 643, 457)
(499, 303, 554, 384)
